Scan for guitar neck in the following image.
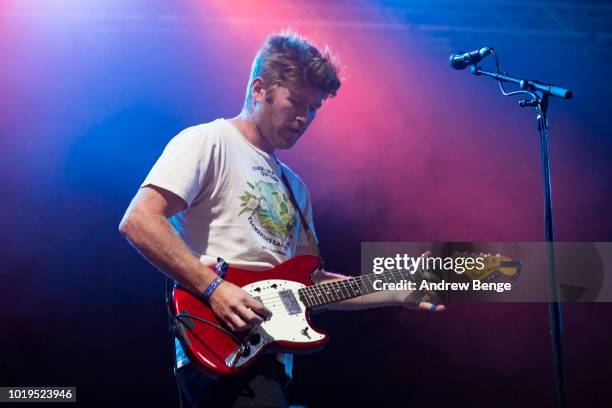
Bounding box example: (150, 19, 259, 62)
(297, 269, 413, 308)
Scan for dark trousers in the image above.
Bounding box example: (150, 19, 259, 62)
(176, 355, 289, 408)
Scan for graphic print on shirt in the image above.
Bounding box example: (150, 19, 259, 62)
(238, 166, 296, 255)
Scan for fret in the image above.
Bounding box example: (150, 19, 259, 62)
(327, 281, 340, 302)
(353, 276, 366, 295)
(364, 275, 374, 293)
(349, 279, 362, 297)
(341, 279, 353, 297)
(298, 288, 307, 307)
(304, 287, 316, 307)
(338, 279, 351, 298)
(358, 275, 374, 295)
(377, 271, 389, 286)
(366, 274, 377, 293)
(306, 293, 314, 307)
(388, 270, 400, 284)
(313, 287, 322, 307)
(300, 290, 312, 308)
(381, 270, 399, 286)
(396, 269, 409, 282)
(319, 283, 331, 303)
(330, 281, 344, 302)
(325, 282, 338, 302)
(327, 281, 339, 302)
(312, 285, 326, 305)
(339, 279, 352, 298)
(304, 287, 319, 307)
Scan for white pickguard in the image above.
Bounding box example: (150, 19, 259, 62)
(225, 279, 325, 368)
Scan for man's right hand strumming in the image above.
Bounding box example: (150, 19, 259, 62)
(119, 186, 271, 333)
(208, 281, 273, 332)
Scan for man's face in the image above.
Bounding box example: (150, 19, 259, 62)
(255, 82, 325, 151)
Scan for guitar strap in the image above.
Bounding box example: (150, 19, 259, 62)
(275, 157, 325, 270)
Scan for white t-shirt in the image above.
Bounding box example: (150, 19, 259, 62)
(141, 118, 317, 377)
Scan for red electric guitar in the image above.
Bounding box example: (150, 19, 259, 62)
(171, 254, 520, 377)
(172, 255, 411, 378)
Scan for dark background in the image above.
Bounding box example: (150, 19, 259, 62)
(2, 1, 611, 407)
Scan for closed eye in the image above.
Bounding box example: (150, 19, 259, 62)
(289, 97, 320, 114)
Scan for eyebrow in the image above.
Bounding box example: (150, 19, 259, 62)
(289, 94, 321, 109)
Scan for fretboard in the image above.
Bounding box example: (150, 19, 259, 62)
(297, 269, 416, 309)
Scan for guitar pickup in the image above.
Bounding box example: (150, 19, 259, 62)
(278, 290, 301, 315)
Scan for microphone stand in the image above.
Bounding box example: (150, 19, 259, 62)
(469, 64, 572, 408)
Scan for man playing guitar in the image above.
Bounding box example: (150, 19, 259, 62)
(119, 31, 444, 408)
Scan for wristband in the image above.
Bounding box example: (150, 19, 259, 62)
(202, 277, 223, 302)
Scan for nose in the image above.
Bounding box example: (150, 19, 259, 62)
(294, 102, 314, 128)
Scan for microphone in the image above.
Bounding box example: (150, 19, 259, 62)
(449, 47, 492, 70)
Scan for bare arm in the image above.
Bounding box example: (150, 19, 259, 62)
(119, 186, 271, 331)
(311, 269, 445, 312)
(119, 186, 208, 294)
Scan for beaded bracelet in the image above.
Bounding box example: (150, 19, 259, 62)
(202, 277, 223, 302)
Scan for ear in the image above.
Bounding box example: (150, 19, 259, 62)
(251, 77, 266, 105)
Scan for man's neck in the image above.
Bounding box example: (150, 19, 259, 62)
(230, 112, 275, 155)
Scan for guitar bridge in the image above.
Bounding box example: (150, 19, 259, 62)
(225, 329, 270, 368)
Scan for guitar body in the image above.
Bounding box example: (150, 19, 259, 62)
(172, 255, 328, 377)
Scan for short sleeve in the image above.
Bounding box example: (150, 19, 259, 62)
(141, 125, 218, 207)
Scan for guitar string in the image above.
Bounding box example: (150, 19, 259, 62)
(254, 270, 424, 303)
(249, 268, 425, 306)
(253, 268, 416, 302)
(252, 259, 502, 303)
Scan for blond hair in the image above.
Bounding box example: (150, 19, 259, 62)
(244, 30, 341, 107)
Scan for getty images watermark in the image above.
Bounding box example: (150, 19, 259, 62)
(361, 242, 612, 302)
(370, 252, 512, 293)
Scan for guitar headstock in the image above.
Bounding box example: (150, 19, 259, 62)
(452, 252, 522, 282)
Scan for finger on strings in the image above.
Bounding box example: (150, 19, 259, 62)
(245, 295, 273, 319)
(239, 305, 264, 326)
(418, 301, 445, 312)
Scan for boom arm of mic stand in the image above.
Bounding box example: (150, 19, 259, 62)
(470, 66, 573, 100)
